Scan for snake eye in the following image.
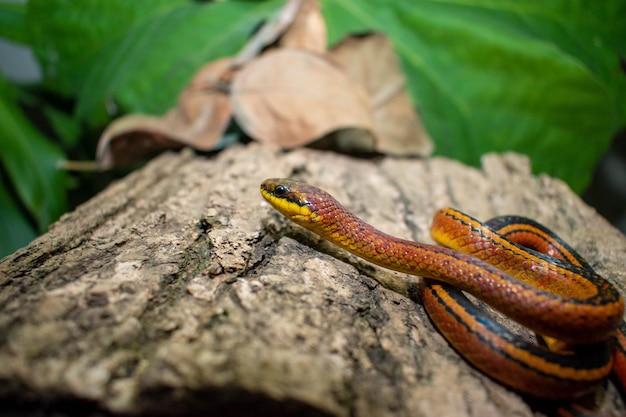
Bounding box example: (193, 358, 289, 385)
(273, 185, 289, 197)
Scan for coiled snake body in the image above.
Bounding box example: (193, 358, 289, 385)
(260, 178, 626, 406)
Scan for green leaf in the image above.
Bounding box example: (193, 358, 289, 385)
(42, 104, 82, 149)
(78, 0, 282, 123)
(24, 0, 625, 193)
(0, 75, 66, 232)
(27, 0, 282, 125)
(0, 173, 38, 258)
(0, 1, 28, 44)
(322, 0, 626, 192)
(27, 0, 189, 96)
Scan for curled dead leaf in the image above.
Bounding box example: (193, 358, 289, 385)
(329, 33, 433, 156)
(234, 0, 325, 66)
(96, 59, 234, 170)
(95, 115, 186, 170)
(278, 0, 326, 53)
(230, 48, 376, 148)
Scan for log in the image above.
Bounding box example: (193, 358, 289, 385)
(1, 143, 624, 416)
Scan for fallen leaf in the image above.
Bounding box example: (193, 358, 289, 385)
(95, 115, 186, 169)
(310, 128, 377, 154)
(96, 2, 432, 169)
(230, 48, 375, 148)
(177, 57, 235, 126)
(329, 33, 433, 156)
(278, 0, 326, 53)
(96, 58, 233, 169)
(235, 0, 310, 66)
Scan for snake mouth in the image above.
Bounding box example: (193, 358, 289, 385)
(263, 193, 316, 224)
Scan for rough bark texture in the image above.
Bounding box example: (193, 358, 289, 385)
(1, 143, 625, 417)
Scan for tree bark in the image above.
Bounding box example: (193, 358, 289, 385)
(1, 143, 625, 416)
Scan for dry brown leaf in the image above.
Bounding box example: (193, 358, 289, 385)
(96, 58, 234, 169)
(177, 57, 235, 125)
(310, 128, 377, 153)
(235, 0, 305, 65)
(95, 116, 186, 169)
(235, 0, 326, 66)
(230, 48, 375, 148)
(96, 2, 431, 169)
(278, 0, 326, 53)
(329, 33, 433, 156)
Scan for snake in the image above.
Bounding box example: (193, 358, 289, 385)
(260, 178, 626, 404)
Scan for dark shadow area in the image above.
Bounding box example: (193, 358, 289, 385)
(0, 387, 338, 417)
(583, 129, 626, 236)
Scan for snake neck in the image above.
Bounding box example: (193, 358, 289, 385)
(306, 207, 434, 275)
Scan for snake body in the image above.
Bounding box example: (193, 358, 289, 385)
(260, 178, 625, 401)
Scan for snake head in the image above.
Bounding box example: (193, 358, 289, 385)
(260, 178, 326, 226)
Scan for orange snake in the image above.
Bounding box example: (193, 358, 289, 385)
(260, 178, 626, 411)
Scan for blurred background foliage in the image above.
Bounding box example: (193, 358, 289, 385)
(1, 0, 625, 257)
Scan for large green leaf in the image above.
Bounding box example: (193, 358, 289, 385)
(0, 1, 28, 44)
(24, 0, 626, 193)
(0, 173, 38, 258)
(322, 0, 626, 192)
(27, 0, 283, 125)
(0, 76, 66, 234)
(28, 0, 188, 96)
